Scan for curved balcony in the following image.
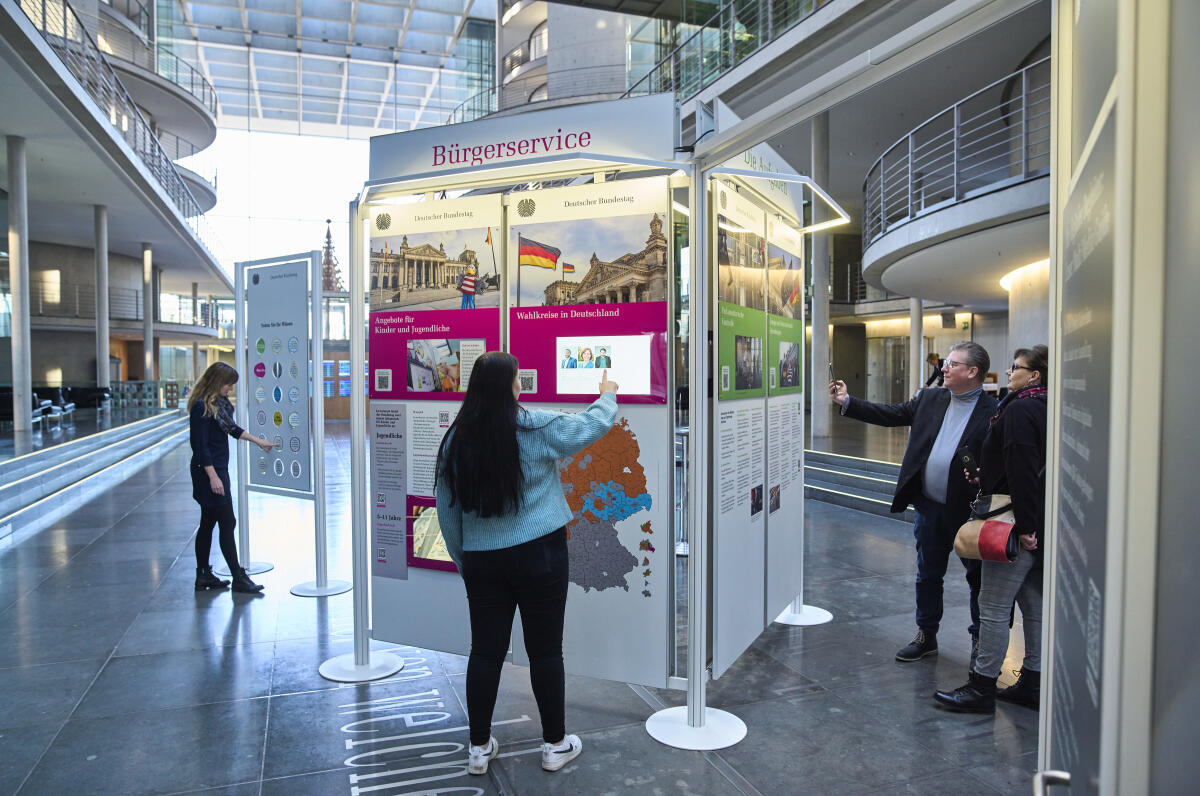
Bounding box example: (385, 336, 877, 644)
(98, 0, 149, 39)
(159, 129, 217, 212)
(860, 58, 1051, 309)
(502, 23, 548, 83)
(449, 63, 628, 124)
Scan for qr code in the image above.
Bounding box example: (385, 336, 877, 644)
(518, 369, 537, 393)
(770, 368, 777, 388)
(374, 369, 392, 391)
(438, 411, 450, 424)
(721, 366, 730, 391)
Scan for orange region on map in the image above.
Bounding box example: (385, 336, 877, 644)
(560, 419, 648, 522)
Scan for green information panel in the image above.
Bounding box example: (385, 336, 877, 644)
(717, 302, 767, 399)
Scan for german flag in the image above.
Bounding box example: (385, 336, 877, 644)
(563, 262, 576, 274)
(518, 236, 561, 269)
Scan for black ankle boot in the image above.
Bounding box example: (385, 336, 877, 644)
(195, 565, 230, 591)
(934, 671, 997, 713)
(895, 629, 937, 662)
(230, 566, 264, 594)
(996, 669, 1040, 709)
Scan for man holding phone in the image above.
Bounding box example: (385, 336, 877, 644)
(830, 341, 997, 663)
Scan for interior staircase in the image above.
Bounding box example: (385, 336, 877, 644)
(803, 449, 914, 523)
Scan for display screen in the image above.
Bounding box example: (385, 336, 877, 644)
(554, 334, 652, 395)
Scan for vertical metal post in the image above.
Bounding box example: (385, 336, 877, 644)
(142, 244, 154, 381)
(952, 104, 961, 200)
(95, 206, 110, 388)
(233, 263, 251, 567)
(1020, 67, 1029, 177)
(908, 297, 923, 396)
(7, 137, 32, 434)
(906, 134, 914, 219)
(686, 157, 709, 730)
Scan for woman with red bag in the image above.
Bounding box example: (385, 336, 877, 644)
(934, 344, 1048, 713)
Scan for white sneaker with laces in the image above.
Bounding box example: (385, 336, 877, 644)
(541, 733, 582, 772)
(467, 736, 498, 775)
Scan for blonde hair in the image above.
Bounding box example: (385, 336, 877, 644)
(188, 362, 239, 418)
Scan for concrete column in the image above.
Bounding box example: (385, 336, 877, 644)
(191, 282, 199, 327)
(908, 297, 924, 396)
(810, 112, 832, 439)
(142, 243, 154, 380)
(7, 137, 32, 432)
(95, 205, 110, 388)
(191, 281, 200, 384)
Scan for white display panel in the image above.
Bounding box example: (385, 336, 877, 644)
(244, 258, 312, 493)
(553, 334, 652, 395)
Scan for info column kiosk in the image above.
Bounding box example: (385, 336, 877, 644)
(353, 95, 681, 692)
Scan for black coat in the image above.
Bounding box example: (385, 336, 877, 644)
(841, 388, 998, 525)
(979, 391, 1047, 553)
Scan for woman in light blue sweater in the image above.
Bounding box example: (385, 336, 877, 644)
(435, 351, 618, 776)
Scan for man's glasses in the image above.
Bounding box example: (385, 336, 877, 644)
(944, 359, 972, 370)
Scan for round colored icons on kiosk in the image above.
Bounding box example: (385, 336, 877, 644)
(273, 436, 283, 449)
(273, 459, 285, 477)
(254, 387, 265, 403)
(290, 461, 302, 478)
(255, 339, 266, 354)
(256, 410, 267, 426)
(272, 362, 283, 379)
(288, 386, 300, 403)
(288, 337, 299, 353)
(271, 338, 282, 354)
(257, 457, 267, 475)
(287, 412, 300, 428)
(289, 361, 299, 379)
(272, 411, 283, 427)
(254, 362, 266, 378)
(289, 436, 301, 452)
(273, 386, 283, 402)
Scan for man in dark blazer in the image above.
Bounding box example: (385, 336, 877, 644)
(831, 341, 997, 662)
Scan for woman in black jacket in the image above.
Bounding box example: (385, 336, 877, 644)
(934, 345, 1047, 713)
(188, 362, 276, 593)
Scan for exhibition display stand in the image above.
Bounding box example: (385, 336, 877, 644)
(224, 251, 350, 599)
(343, 94, 848, 734)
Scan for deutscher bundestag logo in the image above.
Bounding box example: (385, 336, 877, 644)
(517, 199, 536, 218)
(719, 191, 727, 210)
(376, 212, 392, 230)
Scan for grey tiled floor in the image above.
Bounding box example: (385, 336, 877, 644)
(0, 408, 175, 461)
(0, 428, 1038, 795)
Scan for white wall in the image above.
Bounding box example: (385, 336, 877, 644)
(545, 4, 628, 99)
(1006, 259, 1050, 351)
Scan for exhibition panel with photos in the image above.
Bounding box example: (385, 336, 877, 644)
(346, 94, 848, 720)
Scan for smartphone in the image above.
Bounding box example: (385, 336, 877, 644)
(828, 362, 836, 384)
(956, 445, 980, 480)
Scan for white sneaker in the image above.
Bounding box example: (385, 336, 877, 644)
(467, 736, 498, 775)
(541, 734, 582, 772)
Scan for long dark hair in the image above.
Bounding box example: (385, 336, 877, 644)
(436, 351, 524, 516)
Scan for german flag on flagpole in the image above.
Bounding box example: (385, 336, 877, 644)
(518, 236, 561, 269)
(563, 262, 576, 274)
(485, 228, 492, 247)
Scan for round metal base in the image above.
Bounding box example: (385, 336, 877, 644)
(214, 561, 274, 577)
(318, 651, 405, 683)
(291, 579, 352, 597)
(774, 604, 833, 626)
(645, 706, 747, 750)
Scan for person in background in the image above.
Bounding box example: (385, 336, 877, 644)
(436, 352, 619, 776)
(924, 353, 945, 388)
(830, 341, 997, 663)
(188, 362, 277, 593)
(934, 345, 1048, 713)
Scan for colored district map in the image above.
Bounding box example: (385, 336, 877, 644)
(558, 419, 656, 595)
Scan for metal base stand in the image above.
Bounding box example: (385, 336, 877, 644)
(774, 597, 833, 626)
(291, 579, 352, 597)
(645, 706, 747, 750)
(215, 561, 274, 577)
(319, 651, 405, 683)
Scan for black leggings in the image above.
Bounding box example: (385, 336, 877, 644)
(195, 503, 240, 571)
(460, 528, 568, 746)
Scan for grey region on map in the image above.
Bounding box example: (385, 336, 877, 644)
(567, 515, 638, 592)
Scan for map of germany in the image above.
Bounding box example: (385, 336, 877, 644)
(558, 418, 656, 595)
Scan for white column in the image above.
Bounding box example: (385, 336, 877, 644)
(908, 297, 923, 396)
(810, 112, 832, 439)
(95, 206, 110, 387)
(142, 244, 154, 380)
(191, 281, 200, 384)
(7, 137, 32, 432)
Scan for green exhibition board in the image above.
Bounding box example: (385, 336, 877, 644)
(767, 313, 804, 395)
(717, 301, 767, 399)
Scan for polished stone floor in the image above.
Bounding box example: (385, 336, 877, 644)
(0, 427, 1039, 795)
(0, 408, 176, 461)
(810, 417, 911, 464)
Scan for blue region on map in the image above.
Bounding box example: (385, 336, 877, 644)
(580, 481, 652, 523)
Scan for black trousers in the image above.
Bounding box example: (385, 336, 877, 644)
(460, 528, 568, 746)
(194, 502, 240, 571)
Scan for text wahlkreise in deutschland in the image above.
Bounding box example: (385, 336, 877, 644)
(433, 129, 591, 167)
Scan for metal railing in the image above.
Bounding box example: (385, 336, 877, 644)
(99, 0, 148, 37)
(27, 282, 219, 329)
(17, 0, 227, 268)
(624, 0, 832, 100)
(502, 23, 548, 78)
(862, 57, 1051, 247)
(451, 63, 629, 124)
(92, 11, 217, 116)
(158, 128, 218, 190)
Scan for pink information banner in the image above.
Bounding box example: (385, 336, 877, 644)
(509, 301, 668, 404)
(369, 308, 501, 401)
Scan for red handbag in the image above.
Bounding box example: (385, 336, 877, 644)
(953, 494, 1018, 562)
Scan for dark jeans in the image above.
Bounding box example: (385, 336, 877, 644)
(461, 527, 568, 746)
(912, 498, 981, 636)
